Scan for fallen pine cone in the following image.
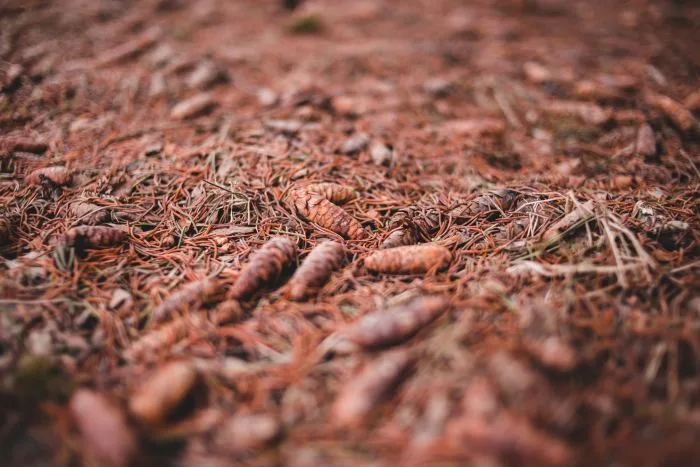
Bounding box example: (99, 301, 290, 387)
(286, 183, 368, 239)
(645, 91, 696, 134)
(69, 201, 109, 225)
(341, 295, 449, 349)
(62, 225, 128, 250)
(70, 389, 137, 467)
(332, 349, 414, 428)
(285, 240, 345, 301)
(449, 189, 518, 221)
(364, 243, 451, 274)
(124, 315, 206, 362)
(229, 237, 297, 300)
(380, 227, 418, 249)
(129, 361, 200, 428)
(152, 277, 224, 323)
(305, 183, 358, 204)
(26, 166, 71, 186)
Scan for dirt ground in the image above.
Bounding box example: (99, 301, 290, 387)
(1, 0, 699, 466)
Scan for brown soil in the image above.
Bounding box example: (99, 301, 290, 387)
(1, 0, 699, 466)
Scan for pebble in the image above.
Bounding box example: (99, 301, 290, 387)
(423, 77, 452, 97)
(339, 133, 369, 155)
(369, 141, 393, 166)
(635, 123, 656, 156)
(186, 60, 224, 90)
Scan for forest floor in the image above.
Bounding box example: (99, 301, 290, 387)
(1, 0, 699, 466)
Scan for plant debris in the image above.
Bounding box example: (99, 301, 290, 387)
(1, 1, 699, 466)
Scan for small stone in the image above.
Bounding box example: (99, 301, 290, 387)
(635, 124, 656, 156)
(144, 142, 163, 156)
(423, 77, 452, 97)
(109, 288, 133, 310)
(1, 63, 23, 90)
(186, 60, 225, 90)
(369, 141, 393, 166)
(149, 72, 167, 97)
(257, 88, 278, 107)
(523, 62, 552, 83)
(339, 133, 369, 155)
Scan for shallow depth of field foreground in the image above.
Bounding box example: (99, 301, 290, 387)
(1, 0, 699, 466)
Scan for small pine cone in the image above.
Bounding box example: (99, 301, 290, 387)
(288, 190, 368, 239)
(364, 243, 451, 274)
(342, 295, 449, 348)
(285, 240, 345, 300)
(152, 278, 223, 323)
(26, 166, 71, 186)
(62, 226, 128, 250)
(229, 237, 298, 300)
